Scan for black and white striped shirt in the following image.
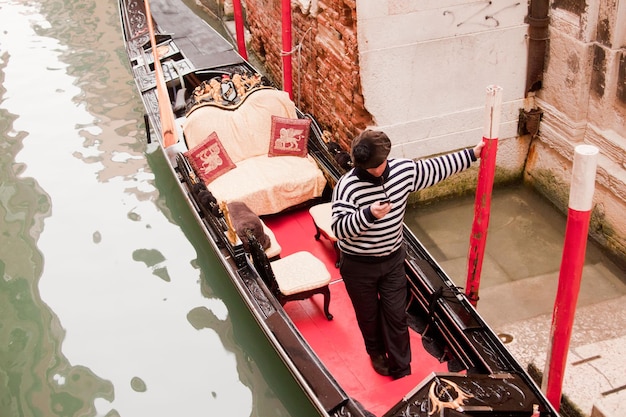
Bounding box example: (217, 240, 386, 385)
(331, 149, 476, 258)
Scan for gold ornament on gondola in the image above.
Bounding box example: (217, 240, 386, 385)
(428, 378, 474, 415)
(220, 201, 238, 245)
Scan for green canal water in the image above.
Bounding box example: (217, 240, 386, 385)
(0, 1, 319, 416)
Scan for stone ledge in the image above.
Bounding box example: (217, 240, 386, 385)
(497, 295, 626, 417)
(526, 334, 626, 417)
(527, 362, 585, 417)
(591, 394, 626, 417)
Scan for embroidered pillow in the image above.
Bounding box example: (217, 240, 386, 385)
(184, 132, 235, 184)
(268, 115, 311, 157)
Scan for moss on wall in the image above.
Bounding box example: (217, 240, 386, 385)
(524, 141, 626, 271)
(408, 165, 524, 206)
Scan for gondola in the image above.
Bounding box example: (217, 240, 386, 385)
(118, 1, 559, 416)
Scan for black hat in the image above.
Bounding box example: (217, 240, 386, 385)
(351, 130, 391, 169)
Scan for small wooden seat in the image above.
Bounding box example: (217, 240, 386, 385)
(308, 202, 340, 267)
(248, 233, 333, 320)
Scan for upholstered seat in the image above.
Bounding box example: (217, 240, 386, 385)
(248, 235, 333, 320)
(182, 89, 327, 215)
(262, 221, 281, 259)
(308, 202, 340, 267)
(271, 251, 331, 295)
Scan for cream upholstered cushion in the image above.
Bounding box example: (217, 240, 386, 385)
(308, 202, 336, 241)
(183, 89, 297, 163)
(182, 88, 326, 215)
(207, 154, 326, 216)
(262, 222, 282, 259)
(270, 251, 331, 295)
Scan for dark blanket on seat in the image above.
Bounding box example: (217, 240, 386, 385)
(227, 201, 271, 251)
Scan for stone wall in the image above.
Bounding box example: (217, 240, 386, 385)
(242, 0, 372, 150)
(527, 0, 626, 266)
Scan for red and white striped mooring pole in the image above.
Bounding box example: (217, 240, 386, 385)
(543, 144, 599, 411)
(466, 85, 502, 307)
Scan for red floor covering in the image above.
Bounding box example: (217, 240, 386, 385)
(263, 207, 449, 416)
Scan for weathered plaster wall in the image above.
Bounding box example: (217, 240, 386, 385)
(527, 0, 626, 265)
(356, 1, 529, 164)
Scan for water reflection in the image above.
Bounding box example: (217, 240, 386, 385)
(0, 1, 315, 416)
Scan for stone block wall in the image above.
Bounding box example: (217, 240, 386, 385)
(243, 0, 372, 149)
(528, 0, 626, 266)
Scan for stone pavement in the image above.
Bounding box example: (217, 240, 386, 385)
(405, 185, 626, 417)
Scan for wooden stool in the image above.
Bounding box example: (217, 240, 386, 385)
(247, 233, 333, 320)
(308, 202, 340, 268)
(271, 251, 333, 320)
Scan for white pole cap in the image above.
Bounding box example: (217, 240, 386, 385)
(483, 85, 503, 139)
(569, 145, 599, 211)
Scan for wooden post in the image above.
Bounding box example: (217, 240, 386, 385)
(281, 0, 293, 99)
(465, 85, 502, 307)
(543, 144, 599, 410)
(232, 0, 248, 59)
(144, 0, 178, 148)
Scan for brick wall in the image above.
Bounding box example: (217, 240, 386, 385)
(242, 0, 371, 150)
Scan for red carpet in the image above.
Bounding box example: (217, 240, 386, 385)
(263, 207, 449, 416)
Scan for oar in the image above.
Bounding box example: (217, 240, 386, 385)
(144, 0, 179, 148)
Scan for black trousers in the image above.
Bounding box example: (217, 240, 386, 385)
(340, 247, 411, 377)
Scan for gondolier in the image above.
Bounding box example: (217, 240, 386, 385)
(331, 130, 484, 379)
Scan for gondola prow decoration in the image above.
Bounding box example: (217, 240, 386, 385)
(428, 377, 474, 415)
